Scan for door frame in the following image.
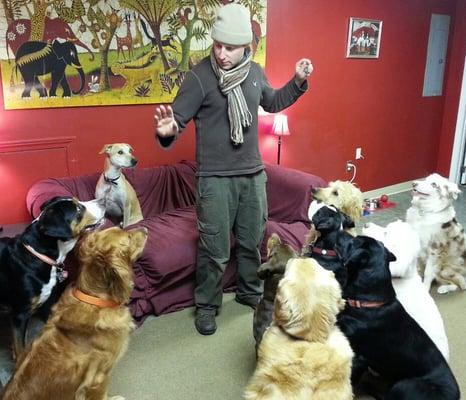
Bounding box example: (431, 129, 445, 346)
(449, 55, 466, 184)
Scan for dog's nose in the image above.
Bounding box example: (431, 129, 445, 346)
(131, 158, 138, 167)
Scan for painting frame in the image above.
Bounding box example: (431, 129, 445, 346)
(346, 17, 383, 59)
(0, 0, 268, 110)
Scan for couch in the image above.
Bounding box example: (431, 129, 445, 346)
(26, 160, 326, 324)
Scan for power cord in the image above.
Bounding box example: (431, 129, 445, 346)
(346, 161, 357, 183)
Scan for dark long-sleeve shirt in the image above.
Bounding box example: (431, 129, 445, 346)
(159, 57, 307, 176)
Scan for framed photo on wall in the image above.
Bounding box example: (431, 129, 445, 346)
(346, 17, 383, 58)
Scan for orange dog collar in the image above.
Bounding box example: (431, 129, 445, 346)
(73, 288, 120, 308)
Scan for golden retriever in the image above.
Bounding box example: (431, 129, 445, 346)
(312, 180, 363, 226)
(244, 258, 353, 400)
(1, 226, 148, 400)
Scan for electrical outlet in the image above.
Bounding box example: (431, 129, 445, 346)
(355, 147, 363, 159)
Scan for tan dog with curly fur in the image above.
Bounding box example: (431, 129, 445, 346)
(2, 226, 148, 400)
(244, 258, 353, 400)
(312, 180, 363, 227)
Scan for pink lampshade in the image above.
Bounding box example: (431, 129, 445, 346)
(272, 114, 290, 136)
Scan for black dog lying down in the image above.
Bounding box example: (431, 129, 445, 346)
(335, 233, 460, 400)
(303, 200, 355, 288)
(253, 234, 297, 350)
(0, 196, 105, 358)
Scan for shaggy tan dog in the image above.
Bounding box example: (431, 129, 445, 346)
(244, 258, 353, 400)
(312, 180, 363, 225)
(1, 226, 148, 400)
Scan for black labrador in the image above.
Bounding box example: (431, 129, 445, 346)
(335, 233, 460, 400)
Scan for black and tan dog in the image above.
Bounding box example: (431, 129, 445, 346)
(303, 200, 355, 288)
(335, 233, 460, 400)
(253, 234, 297, 350)
(0, 196, 105, 358)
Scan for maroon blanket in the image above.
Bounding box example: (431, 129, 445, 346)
(26, 161, 326, 324)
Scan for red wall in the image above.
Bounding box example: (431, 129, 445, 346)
(0, 0, 463, 224)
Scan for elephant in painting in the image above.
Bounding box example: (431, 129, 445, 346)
(6, 17, 94, 61)
(15, 40, 85, 98)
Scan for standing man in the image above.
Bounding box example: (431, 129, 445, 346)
(154, 3, 313, 335)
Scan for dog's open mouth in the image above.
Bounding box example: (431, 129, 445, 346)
(412, 188, 430, 197)
(83, 217, 105, 232)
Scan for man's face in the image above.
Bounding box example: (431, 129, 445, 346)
(213, 41, 247, 70)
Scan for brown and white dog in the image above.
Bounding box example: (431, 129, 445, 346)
(245, 258, 353, 400)
(406, 173, 466, 294)
(95, 143, 143, 228)
(1, 226, 148, 400)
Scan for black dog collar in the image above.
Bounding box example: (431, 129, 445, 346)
(104, 174, 121, 185)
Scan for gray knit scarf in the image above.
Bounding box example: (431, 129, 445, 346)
(210, 49, 253, 145)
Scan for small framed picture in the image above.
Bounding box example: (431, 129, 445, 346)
(346, 17, 383, 59)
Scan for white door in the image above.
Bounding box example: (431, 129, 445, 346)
(423, 14, 450, 97)
(449, 56, 466, 185)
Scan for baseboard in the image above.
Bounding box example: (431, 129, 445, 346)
(362, 179, 415, 200)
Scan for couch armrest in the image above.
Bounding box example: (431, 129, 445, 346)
(264, 163, 327, 224)
(26, 174, 100, 218)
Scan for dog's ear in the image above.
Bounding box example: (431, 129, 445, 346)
(445, 181, 461, 200)
(40, 196, 69, 211)
(387, 249, 397, 263)
(39, 206, 73, 240)
(341, 212, 355, 230)
(343, 248, 369, 268)
(267, 233, 281, 257)
(99, 144, 112, 154)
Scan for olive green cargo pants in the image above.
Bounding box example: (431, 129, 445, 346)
(194, 170, 267, 310)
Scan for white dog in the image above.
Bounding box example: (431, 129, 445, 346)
(363, 220, 449, 360)
(95, 143, 143, 228)
(406, 173, 466, 294)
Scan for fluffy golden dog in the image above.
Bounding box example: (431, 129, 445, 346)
(312, 180, 363, 225)
(244, 258, 353, 400)
(1, 226, 148, 400)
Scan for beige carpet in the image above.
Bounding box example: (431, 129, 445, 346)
(109, 291, 466, 400)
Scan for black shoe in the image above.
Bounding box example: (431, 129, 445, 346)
(235, 295, 260, 310)
(195, 309, 217, 335)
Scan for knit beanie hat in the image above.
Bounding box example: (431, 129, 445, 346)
(211, 3, 252, 45)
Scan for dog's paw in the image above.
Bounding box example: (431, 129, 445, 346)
(108, 396, 125, 400)
(437, 284, 458, 294)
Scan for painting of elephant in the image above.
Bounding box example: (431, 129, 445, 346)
(15, 40, 85, 98)
(6, 17, 94, 61)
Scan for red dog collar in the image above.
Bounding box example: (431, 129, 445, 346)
(311, 247, 338, 257)
(346, 299, 386, 309)
(23, 243, 68, 282)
